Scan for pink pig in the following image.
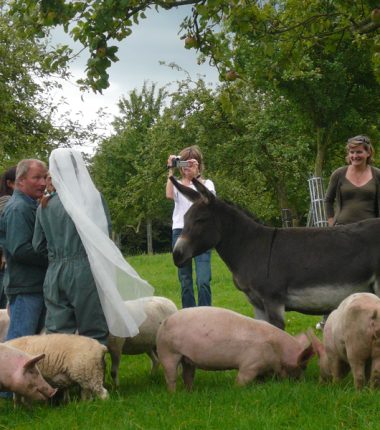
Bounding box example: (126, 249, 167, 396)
(156, 306, 314, 392)
(310, 292, 380, 390)
(0, 343, 57, 402)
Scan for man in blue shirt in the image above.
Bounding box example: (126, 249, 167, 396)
(0, 159, 48, 340)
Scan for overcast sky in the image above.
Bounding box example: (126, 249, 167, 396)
(50, 6, 219, 151)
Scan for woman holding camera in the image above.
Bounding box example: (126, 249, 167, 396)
(166, 145, 215, 308)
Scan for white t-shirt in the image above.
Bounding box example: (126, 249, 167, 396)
(172, 179, 216, 229)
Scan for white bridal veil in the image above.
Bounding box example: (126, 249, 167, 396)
(49, 148, 154, 337)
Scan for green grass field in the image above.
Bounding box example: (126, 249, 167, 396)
(1, 252, 379, 430)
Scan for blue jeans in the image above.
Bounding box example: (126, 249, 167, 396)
(5, 293, 46, 341)
(172, 229, 212, 308)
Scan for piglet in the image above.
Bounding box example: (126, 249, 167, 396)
(156, 306, 313, 392)
(0, 343, 57, 402)
(310, 292, 380, 390)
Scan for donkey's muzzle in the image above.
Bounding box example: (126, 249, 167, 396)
(173, 237, 192, 267)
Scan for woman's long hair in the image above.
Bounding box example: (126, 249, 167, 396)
(0, 166, 16, 197)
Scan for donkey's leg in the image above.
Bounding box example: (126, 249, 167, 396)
(373, 276, 380, 297)
(264, 302, 285, 330)
(246, 294, 267, 321)
(253, 306, 267, 321)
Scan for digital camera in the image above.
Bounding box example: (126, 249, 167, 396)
(169, 156, 190, 169)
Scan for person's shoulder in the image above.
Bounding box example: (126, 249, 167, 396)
(332, 166, 347, 174)
(203, 178, 216, 193)
(0, 195, 11, 204)
(330, 166, 347, 179)
(0, 195, 10, 212)
(371, 165, 380, 177)
(5, 191, 34, 215)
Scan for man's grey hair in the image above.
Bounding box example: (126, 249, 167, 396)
(16, 159, 47, 184)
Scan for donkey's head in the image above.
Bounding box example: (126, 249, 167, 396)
(170, 176, 221, 267)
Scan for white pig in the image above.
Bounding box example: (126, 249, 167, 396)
(108, 296, 178, 386)
(156, 306, 313, 392)
(0, 343, 57, 402)
(310, 292, 380, 390)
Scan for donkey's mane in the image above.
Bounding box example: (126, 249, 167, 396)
(221, 198, 266, 225)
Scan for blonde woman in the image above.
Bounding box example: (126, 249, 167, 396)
(325, 135, 380, 226)
(316, 135, 380, 330)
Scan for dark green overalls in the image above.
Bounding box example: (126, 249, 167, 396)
(33, 193, 110, 345)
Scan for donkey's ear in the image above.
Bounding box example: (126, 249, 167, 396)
(192, 177, 215, 204)
(169, 176, 201, 202)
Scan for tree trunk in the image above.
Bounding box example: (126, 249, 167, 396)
(112, 231, 120, 248)
(274, 181, 299, 226)
(314, 127, 332, 177)
(146, 219, 153, 255)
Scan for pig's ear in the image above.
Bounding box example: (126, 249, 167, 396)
(23, 353, 45, 370)
(306, 328, 325, 358)
(294, 332, 310, 349)
(297, 343, 314, 367)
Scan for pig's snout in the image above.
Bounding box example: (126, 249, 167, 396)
(45, 387, 58, 398)
(34, 386, 57, 401)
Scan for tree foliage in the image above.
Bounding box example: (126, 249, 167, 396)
(8, 0, 377, 250)
(91, 82, 170, 251)
(92, 76, 316, 254)
(0, 3, 95, 168)
(233, 16, 380, 175)
(0, 8, 59, 164)
(7, 0, 380, 91)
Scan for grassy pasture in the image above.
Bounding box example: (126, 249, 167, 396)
(1, 252, 379, 429)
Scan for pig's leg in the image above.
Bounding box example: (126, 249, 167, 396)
(349, 358, 366, 390)
(369, 358, 380, 389)
(108, 338, 123, 387)
(330, 357, 348, 383)
(236, 364, 262, 386)
(182, 361, 196, 391)
(147, 349, 160, 375)
(161, 353, 182, 392)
